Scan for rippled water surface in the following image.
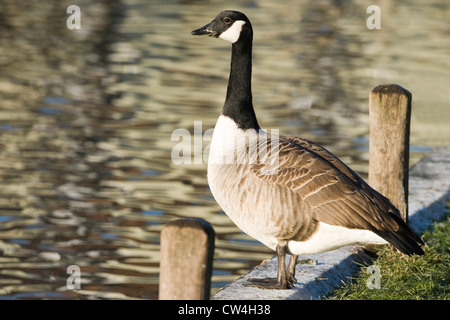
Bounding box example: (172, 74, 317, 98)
(0, 0, 449, 299)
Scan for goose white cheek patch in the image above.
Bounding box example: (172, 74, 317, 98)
(219, 20, 246, 43)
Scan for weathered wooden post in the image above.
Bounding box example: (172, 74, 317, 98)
(159, 218, 215, 300)
(368, 84, 412, 223)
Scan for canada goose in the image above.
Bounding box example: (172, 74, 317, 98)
(192, 10, 424, 289)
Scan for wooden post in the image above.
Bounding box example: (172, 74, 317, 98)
(159, 218, 215, 300)
(368, 84, 412, 223)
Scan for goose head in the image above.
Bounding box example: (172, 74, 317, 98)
(191, 10, 252, 44)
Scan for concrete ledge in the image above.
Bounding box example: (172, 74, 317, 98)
(212, 146, 450, 300)
(408, 147, 450, 233)
(213, 246, 372, 300)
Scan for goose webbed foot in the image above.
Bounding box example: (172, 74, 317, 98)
(245, 277, 289, 290)
(287, 273, 297, 287)
(244, 244, 298, 290)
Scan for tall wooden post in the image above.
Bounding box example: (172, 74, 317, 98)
(159, 218, 215, 300)
(368, 84, 412, 222)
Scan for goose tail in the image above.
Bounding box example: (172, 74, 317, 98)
(372, 212, 425, 255)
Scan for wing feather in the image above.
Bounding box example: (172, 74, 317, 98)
(250, 135, 402, 233)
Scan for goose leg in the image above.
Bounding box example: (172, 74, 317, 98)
(287, 254, 298, 286)
(245, 243, 290, 289)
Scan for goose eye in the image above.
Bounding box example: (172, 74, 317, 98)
(223, 17, 232, 24)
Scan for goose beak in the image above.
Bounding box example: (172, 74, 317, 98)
(191, 21, 217, 37)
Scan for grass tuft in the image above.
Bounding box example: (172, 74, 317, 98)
(328, 207, 450, 300)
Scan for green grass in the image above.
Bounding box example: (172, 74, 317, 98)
(328, 205, 450, 300)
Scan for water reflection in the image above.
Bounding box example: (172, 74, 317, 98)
(0, 0, 449, 299)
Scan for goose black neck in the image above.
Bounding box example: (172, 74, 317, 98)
(222, 32, 260, 131)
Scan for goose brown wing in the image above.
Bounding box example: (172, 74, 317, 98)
(250, 135, 400, 233)
(281, 136, 403, 218)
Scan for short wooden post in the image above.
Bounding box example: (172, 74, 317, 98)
(159, 218, 215, 300)
(368, 84, 412, 223)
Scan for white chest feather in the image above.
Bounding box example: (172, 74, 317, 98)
(207, 115, 260, 165)
(207, 116, 276, 246)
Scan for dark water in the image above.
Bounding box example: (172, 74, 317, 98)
(0, 0, 449, 299)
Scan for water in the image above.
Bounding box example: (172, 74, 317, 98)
(0, 0, 449, 299)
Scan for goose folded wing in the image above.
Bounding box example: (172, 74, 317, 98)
(281, 136, 405, 218)
(250, 135, 401, 233)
